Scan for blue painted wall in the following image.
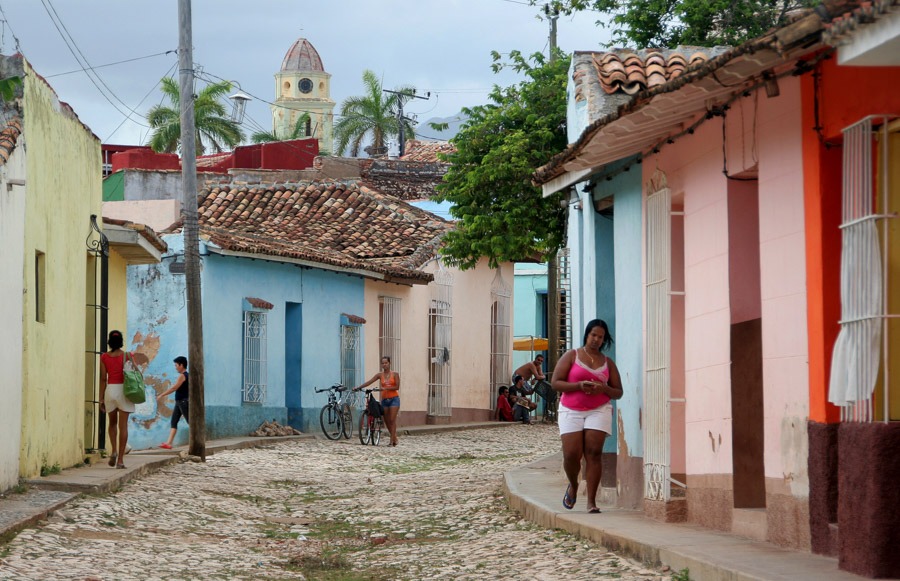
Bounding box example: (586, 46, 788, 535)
(126, 233, 365, 448)
(590, 170, 644, 459)
(513, 263, 548, 374)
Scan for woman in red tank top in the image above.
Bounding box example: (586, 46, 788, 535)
(99, 330, 135, 469)
(357, 356, 401, 446)
(551, 319, 623, 513)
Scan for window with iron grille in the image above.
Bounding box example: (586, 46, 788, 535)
(341, 323, 362, 390)
(242, 310, 267, 404)
(490, 270, 511, 411)
(380, 297, 401, 372)
(428, 266, 453, 416)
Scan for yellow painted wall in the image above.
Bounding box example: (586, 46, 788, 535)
(20, 58, 102, 477)
(107, 249, 129, 338)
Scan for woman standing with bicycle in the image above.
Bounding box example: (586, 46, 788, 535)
(356, 356, 401, 446)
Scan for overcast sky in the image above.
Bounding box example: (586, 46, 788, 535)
(1, 1, 611, 147)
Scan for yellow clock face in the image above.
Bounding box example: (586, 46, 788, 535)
(299, 78, 313, 94)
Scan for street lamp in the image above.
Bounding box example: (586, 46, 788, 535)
(229, 90, 251, 124)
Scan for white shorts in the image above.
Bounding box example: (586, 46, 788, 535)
(558, 402, 613, 435)
(104, 383, 135, 413)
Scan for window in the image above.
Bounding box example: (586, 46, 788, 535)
(490, 270, 511, 411)
(242, 310, 267, 404)
(380, 297, 401, 372)
(341, 323, 361, 390)
(428, 265, 453, 417)
(35, 250, 46, 323)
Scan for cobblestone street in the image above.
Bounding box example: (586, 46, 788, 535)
(1, 425, 672, 580)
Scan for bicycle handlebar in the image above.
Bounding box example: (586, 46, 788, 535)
(314, 384, 347, 394)
(353, 387, 382, 392)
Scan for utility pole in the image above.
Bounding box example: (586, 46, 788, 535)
(383, 88, 429, 157)
(178, 0, 206, 460)
(545, 3, 562, 372)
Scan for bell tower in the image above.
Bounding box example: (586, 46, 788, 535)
(273, 37, 334, 154)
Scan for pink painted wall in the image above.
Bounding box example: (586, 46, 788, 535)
(644, 76, 809, 484)
(755, 77, 809, 491)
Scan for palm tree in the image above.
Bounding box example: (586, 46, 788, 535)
(333, 70, 416, 157)
(250, 112, 311, 144)
(147, 77, 244, 155)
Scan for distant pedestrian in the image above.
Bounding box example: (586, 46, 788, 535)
(510, 375, 536, 424)
(157, 356, 189, 450)
(99, 330, 133, 469)
(356, 356, 401, 446)
(551, 319, 623, 513)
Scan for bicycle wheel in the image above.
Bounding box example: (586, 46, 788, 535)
(358, 410, 371, 445)
(371, 417, 383, 446)
(341, 404, 353, 439)
(319, 404, 342, 440)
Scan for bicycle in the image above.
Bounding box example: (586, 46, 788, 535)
(356, 387, 384, 445)
(336, 385, 361, 440)
(315, 384, 348, 440)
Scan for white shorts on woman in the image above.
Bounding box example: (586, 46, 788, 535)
(104, 383, 136, 413)
(557, 402, 613, 435)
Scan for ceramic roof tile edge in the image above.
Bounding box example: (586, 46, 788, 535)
(102, 216, 168, 253)
(822, 0, 900, 44)
(533, 1, 861, 185)
(245, 297, 274, 310)
(341, 313, 366, 324)
(0, 116, 22, 166)
(203, 226, 435, 284)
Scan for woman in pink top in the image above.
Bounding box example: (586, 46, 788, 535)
(551, 319, 623, 513)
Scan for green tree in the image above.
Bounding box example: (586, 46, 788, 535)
(433, 50, 569, 270)
(0, 75, 22, 102)
(147, 77, 244, 155)
(333, 70, 416, 157)
(540, 0, 817, 48)
(251, 112, 311, 144)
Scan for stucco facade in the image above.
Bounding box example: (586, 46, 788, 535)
(20, 56, 102, 478)
(360, 259, 514, 425)
(0, 115, 26, 490)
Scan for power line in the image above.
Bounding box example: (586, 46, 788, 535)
(46, 50, 176, 78)
(105, 60, 178, 143)
(39, 0, 151, 127)
(0, 2, 22, 53)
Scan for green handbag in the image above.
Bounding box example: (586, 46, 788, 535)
(123, 352, 146, 404)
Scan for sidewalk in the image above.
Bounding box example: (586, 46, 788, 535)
(504, 453, 865, 581)
(0, 421, 513, 543)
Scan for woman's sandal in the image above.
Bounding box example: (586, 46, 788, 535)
(108, 453, 117, 467)
(563, 484, 576, 510)
(588, 507, 602, 514)
(116, 463, 126, 470)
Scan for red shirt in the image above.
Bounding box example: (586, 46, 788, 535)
(497, 394, 513, 421)
(100, 352, 126, 384)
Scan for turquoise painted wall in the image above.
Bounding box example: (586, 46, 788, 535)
(588, 168, 643, 457)
(126, 233, 365, 448)
(513, 263, 548, 374)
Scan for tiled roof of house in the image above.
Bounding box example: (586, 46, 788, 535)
(533, 3, 866, 186)
(196, 180, 451, 283)
(823, 0, 900, 45)
(400, 140, 456, 163)
(102, 216, 168, 252)
(0, 116, 22, 166)
(593, 49, 710, 95)
(361, 158, 448, 202)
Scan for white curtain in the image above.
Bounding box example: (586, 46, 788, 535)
(828, 219, 883, 406)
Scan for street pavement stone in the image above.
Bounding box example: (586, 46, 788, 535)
(0, 424, 673, 580)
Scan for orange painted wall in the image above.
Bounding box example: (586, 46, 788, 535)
(802, 56, 900, 423)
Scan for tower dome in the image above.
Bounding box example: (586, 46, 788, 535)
(280, 38, 324, 73)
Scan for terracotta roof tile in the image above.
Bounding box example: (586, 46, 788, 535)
(196, 180, 451, 283)
(823, 0, 900, 45)
(0, 116, 22, 167)
(400, 140, 456, 162)
(593, 48, 711, 95)
(246, 297, 274, 310)
(361, 158, 448, 202)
